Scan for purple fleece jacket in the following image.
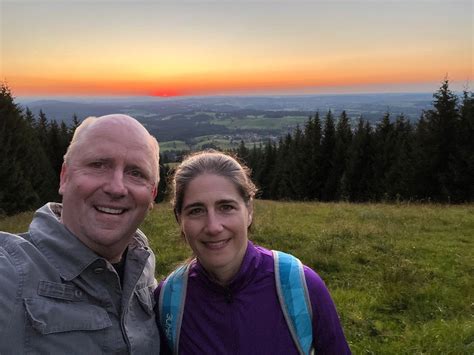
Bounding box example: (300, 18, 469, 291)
(154, 242, 351, 354)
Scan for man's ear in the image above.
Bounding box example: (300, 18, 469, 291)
(58, 163, 68, 195)
(148, 186, 158, 211)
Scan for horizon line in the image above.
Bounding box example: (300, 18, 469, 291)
(15, 90, 440, 101)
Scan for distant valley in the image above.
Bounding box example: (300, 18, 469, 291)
(18, 93, 434, 152)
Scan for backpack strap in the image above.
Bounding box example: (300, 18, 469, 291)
(273, 250, 313, 355)
(158, 262, 190, 354)
(160, 253, 313, 354)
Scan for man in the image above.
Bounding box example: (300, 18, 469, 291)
(0, 114, 160, 353)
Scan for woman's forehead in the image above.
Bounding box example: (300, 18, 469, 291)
(185, 174, 241, 199)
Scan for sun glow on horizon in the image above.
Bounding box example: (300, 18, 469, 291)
(1, 1, 472, 97)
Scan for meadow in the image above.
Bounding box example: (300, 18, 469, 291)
(159, 136, 266, 153)
(210, 114, 309, 130)
(1, 201, 472, 354)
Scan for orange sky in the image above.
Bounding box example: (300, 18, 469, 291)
(1, 1, 472, 96)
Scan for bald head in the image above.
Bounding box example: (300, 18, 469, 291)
(64, 114, 160, 185)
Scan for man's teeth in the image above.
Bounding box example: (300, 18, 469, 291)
(96, 206, 124, 215)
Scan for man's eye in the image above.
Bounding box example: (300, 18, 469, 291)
(128, 170, 145, 179)
(90, 161, 105, 169)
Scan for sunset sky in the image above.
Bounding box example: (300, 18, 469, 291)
(1, 0, 472, 97)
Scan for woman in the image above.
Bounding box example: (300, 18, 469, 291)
(154, 150, 351, 354)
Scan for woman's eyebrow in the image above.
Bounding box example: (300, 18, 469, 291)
(183, 202, 204, 210)
(217, 199, 238, 204)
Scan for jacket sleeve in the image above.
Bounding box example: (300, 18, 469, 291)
(303, 266, 352, 354)
(0, 242, 23, 348)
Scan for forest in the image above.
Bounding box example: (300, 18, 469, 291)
(234, 80, 473, 203)
(1, 80, 472, 216)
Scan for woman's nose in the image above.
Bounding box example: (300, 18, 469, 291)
(205, 211, 224, 235)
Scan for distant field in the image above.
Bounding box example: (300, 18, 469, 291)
(159, 140, 190, 152)
(1, 201, 472, 354)
(211, 114, 309, 130)
(160, 135, 265, 153)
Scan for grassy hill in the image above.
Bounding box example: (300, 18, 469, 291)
(1, 201, 472, 353)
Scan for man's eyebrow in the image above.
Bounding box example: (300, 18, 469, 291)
(126, 163, 146, 171)
(83, 157, 109, 163)
(127, 160, 153, 172)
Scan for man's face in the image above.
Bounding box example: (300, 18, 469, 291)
(59, 118, 157, 262)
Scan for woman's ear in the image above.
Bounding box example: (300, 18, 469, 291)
(247, 203, 254, 228)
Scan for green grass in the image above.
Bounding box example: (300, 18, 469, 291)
(1, 201, 473, 354)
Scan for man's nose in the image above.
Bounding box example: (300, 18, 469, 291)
(103, 169, 127, 197)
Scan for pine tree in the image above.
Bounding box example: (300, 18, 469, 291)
(255, 141, 276, 199)
(21, 114, 58, 204)
(70, 114, 81, 135)
(36, 109, 49, 147)
(344, 118, 375, 201)
(320, 111, 337, 201)
(48, 120, 63, 177)
(415, 80, 460, 201)
(456, 90, 474, 201)
(302, 113, 322, 200)
(236, 140, 249, 161)
(333, 111, 353, 200)
(247, 143, 261, 181)
(0, 85, 39, 214)
(271, 135, 294, 199)
(413, 112, 435, 200)
(372, 113, 396, 200)
(385, 115, 415, 200)
(290, 125, 307, 199)
(24, 107, 36, 126)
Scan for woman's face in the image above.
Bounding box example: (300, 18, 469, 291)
(178, 173, 253, 284)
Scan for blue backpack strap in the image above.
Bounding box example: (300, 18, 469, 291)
(273, 250, 313, 355)
(158, 263, 190, 354)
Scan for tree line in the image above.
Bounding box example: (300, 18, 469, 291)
(233, 80, 473, 203)
(1, 80, 472, 215)
(0, 85, 168, 216)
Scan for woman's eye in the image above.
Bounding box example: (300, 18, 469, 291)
(220, 204, 235, 212)
(188, 208, 204, 216)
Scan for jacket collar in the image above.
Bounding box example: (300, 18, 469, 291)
(193, 241, 262, 292)
(29, 203, 150, 281)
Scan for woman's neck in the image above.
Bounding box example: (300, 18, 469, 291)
(207, 264, 239, 286)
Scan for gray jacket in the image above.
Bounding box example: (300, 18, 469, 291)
(0, 203, 160, 354)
